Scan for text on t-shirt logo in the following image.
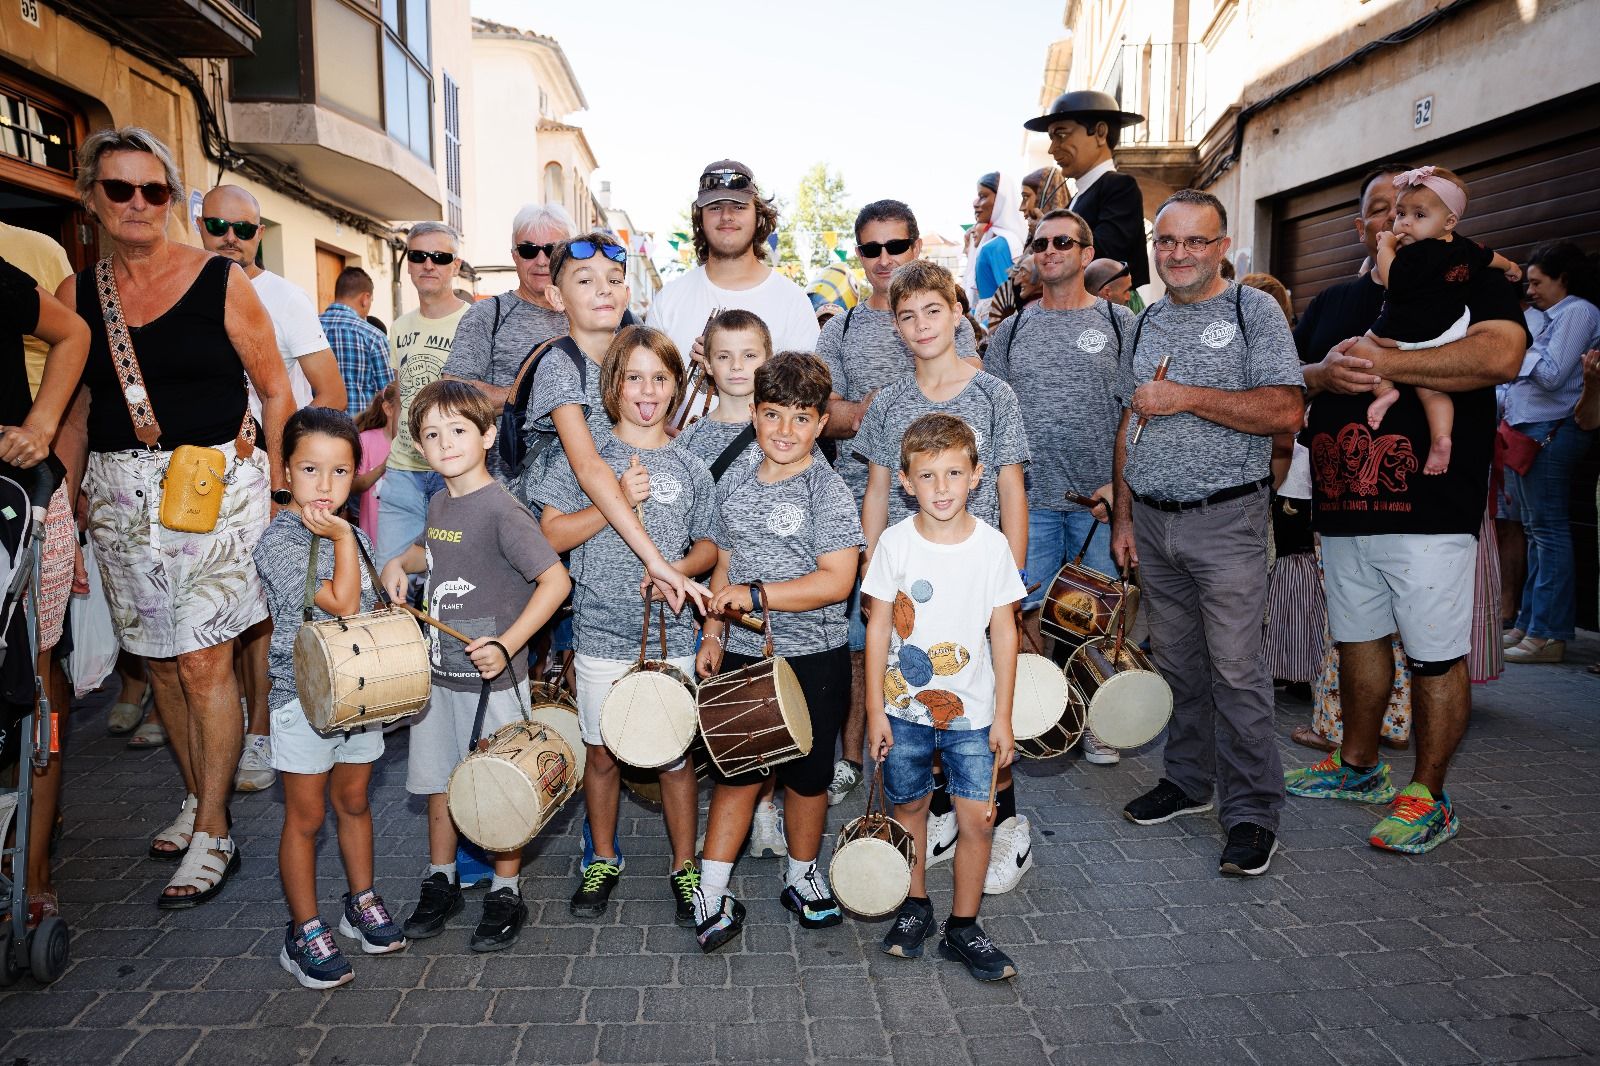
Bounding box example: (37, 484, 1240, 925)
(650, 471, 683, 505)
(1076, 329, 1108, 354)
(1201, 321, 1237, 349)
(427, 527, 463, 543)
(767, 502, 805, 537)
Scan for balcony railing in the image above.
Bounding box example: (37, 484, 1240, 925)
(1102, 42, 1207, 147)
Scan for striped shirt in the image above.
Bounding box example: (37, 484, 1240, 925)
(320, 302, 394, 416)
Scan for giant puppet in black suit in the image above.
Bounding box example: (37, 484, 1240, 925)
(1024, 90, 1149, 290)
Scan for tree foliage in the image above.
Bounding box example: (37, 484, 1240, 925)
(779, 163, 854, 271)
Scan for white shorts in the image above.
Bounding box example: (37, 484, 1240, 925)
(573, 651, 696, 770)
(406, 679, 531, 795)
(270, 697, 384, 775)
(1320, 533, 1475, 662)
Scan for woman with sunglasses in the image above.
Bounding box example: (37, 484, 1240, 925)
(52, 127, 290, 910)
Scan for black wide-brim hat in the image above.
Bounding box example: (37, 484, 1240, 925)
(1023, 89, 1145, 133)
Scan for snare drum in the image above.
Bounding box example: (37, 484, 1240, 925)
(447, 719, 578, 851)
(294, 608, 431, 731)
(1042, 561, 1139, 649)
(1013, 653, 1088, 760)
(830, 813, 916, 919)
(600, 661, 699, 769)
(1067, 636, 1172, 749)
(697, 657, 811, 778)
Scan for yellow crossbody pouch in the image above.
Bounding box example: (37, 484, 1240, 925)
(159, 444, 229, 533)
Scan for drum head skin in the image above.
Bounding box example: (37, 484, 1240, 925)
(448, 725, 575, 852)
(529, 702, 587, 777)
(1011, 654, 1070, 741)
(772, 657, 813, 755)
(830, 838, 912, 919)
(1085, 669, 1173, 749)
(601, 671, 698, 769)
(293, 626, 333, 721)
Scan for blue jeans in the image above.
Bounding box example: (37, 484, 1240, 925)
(376, 468, 444, 566)
(882, 718, 993, 805)
(1510, 419, 1595, 641)
(1023, 507, 1118, 610)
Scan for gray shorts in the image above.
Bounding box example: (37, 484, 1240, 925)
(406, 679, 531, 795)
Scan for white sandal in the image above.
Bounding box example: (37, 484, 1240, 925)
(156, 831, 240, 910)
(147, 793, 197, 861)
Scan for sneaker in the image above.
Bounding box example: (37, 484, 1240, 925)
(280, 918, 354, 989)
(938, 920, 1017, 982)
(1219, 822, 1279, 876)
(402, 872, 463, 940)
(747, 802, 787, 859)
(1284, 750, 1397, 803)
(983, 815, 1034, 895)
(569, 859, 621, 919)
(1368, 782, 1460, 854)
(470, 887, 527, 952)
(457, 842, 494, 889)
(1122, 779, 1213, 825)
(780, 864, 843, 929)
(827, 760, 863, 806)
(880, 898, 935, 959)
(582, 820, 626, 873)
(339, 890, 408, 955)
(693, 888, 745, 953)
(1080, 729, 1121, 766)
(234, 734, 275, 793)
(925, 809, 959, 868)
(669, 860, 699, 929)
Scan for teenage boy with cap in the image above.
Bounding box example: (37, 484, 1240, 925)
(647, 160, 819, 363)
(1024, 91, 1149, 292)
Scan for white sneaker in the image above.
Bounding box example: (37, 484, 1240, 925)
(826, 760, 863, 807)
(925, 809, 959, 868)
(747, 802, 786, 858)
(1080, 729, 1121, 766)
(983, 815, 1034, 895)
(235, 733, 275, 792)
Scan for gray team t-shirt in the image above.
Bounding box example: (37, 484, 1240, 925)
(519, 342, 608, 504)
(714, 458, 864, 658)
(818, 305, 979, 501)
(253, 513, 379, 713)
(416, 481, 562, 691)
(1117, 283, 1304, 501)
(856, 371, 1031, 529)
(985, 301, 1132, 513)
(536, 431, 716, 660)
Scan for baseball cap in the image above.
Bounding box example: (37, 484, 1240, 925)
(695, 160, 756, 208)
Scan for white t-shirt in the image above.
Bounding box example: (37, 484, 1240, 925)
(248, 269, 328, 418)
(647, 265, 820, 362)
(860, 515, 1026, 730)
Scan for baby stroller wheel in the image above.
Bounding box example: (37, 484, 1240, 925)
(0, 923, 20, 985)
(29, 916, 69, 983)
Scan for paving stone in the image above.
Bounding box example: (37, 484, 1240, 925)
(1447, 1016, 1581, 1061)
(414, 1024, 523, 1065)
(310, 1024, 424, 1065)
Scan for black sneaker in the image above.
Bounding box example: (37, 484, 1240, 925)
(402, 872, 463, 940)
(469, 887, 527, 952)
(880, 898, 935, 959)
(1219, 822, 1278, 877)
(1122, 779, 1214, 825)
(780, 865, 843, 929)
(938, 920, 1018, 982)
(669, 860, 699, 929)
(694, 889, 745, 954)
(569, 860, 621, 919)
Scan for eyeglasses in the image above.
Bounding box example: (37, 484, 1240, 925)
(201, 217, 260, 240)
(699, 170, 753, 192)
(856, 238, 915, 259)
(1153, 235, 1227, 253)
(515, 242, 557, 261)
(565, 240, 628, 265)
(97, 179, 173, 206)
(1028, 234, 1090, 254)
(407, 249, 456, 265)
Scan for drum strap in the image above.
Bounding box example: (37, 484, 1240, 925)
(466, 639, 516, 750)
(750, 583, 774, 659)
(708, 424, 756, 482)
(636, 594, 669, 664)
(303, 534, 395, 623)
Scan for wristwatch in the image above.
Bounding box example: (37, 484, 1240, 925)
(271, 488, 292, 506)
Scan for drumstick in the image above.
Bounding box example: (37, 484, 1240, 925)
(399, 603, 473, 645)
(1130, 354, 1171, 446)
(985, 758, 1002, 823)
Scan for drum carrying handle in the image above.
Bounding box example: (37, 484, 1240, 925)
(635, 591, 670, 665)
(466, 639, 519, 750)
(750, 583, 775, 659)
(302, 534, 395, 624)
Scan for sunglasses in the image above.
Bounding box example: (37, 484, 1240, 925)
(1028, 234, 1090, 254)
(564, 239, 628, 265)
(699, 170, 753, 192)
(407, 249, 456, 265)
(856, 238, 916, 259)
(97, 179, 173, 206)
(201, 217, 260, 240)
(514, 241, 557, 261)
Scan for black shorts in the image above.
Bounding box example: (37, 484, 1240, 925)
(710, 644, 849, 795)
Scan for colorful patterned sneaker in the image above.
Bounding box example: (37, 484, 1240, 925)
(280, 918, 354, 990)
(694, 888, 745, 954)
(1284, 750, 1398, 803)
(339, 889, 408, 955)
(669, 860, 700, 929)
(1369, 782, 1460, 854)
(780, 865, 843, 929)
(938, 920, 1018, 982)
(880, 898, 935, 959)
(569, 859, 622, 919)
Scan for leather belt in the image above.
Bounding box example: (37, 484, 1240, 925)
(1131, 477, 1271, 513)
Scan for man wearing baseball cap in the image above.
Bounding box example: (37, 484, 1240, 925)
(647, 160, 819, 363)
(1024, 91, 1150, 291)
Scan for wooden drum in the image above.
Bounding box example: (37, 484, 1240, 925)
(1042, 561, 1138, 649)
(447, 719, 578, 851)
(294, 608, 431, 731)
(697, 656, 811, 778)
(1013, 653, 1088, 760)
(830, 812, 916, 919)
(526, 682, 586, 778)
(1067, 636, 1172, 750)
(600, 661, 698, 769)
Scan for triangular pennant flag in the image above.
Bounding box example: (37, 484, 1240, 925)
(834, 248, 848, 262)
(822, 231, 838, 250)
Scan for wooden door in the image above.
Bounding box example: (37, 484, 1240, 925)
(315, 246, 346, 312)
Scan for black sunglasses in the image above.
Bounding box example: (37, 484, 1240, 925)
(1028, 234, 1090, 254)
(97, 179, 173, 206)
(699, 170, 753, 192)
(407, 249, 456, 265)
(202, 217, 260, 240)
(565, 239, 628, 265)
(856, 238, 916, 259)
(514, 242, 557, 261)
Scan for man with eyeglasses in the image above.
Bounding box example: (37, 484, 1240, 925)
(647, 160, 817, 363)
(1084, 259, 1135, 308)
(1023, 91, 1149, 293)
(1109, 189, 1305, 877)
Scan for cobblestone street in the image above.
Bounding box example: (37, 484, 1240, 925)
(3, 636, 1599, 1065)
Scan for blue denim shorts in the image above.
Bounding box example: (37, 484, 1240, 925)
(882, 717, 994, 805)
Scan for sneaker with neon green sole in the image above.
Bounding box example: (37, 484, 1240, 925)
(1369, 782, 1459, 854)
(1284, 750, 1398, 803)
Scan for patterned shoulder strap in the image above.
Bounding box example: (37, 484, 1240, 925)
(95, 257, 162, 448)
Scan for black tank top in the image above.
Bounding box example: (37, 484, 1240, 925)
(79, 255, 248, 452)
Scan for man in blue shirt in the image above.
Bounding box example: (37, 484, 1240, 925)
(320, 266, 393, 416)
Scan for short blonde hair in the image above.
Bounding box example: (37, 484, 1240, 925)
(900, 413, 978, 472)
(889, 260, 962, 314)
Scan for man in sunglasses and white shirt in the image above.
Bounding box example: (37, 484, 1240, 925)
(647, 160, 817, 363)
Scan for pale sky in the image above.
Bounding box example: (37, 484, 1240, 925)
(470, 0, 1065, 260)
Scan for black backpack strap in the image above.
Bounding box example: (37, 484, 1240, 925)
(1003, 307, 1030, 365)
(488, 293, 511, 346)
(1100, 299, 1123, 348)
(708, 424, 756, 482)
(841, 305, 857, 338)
